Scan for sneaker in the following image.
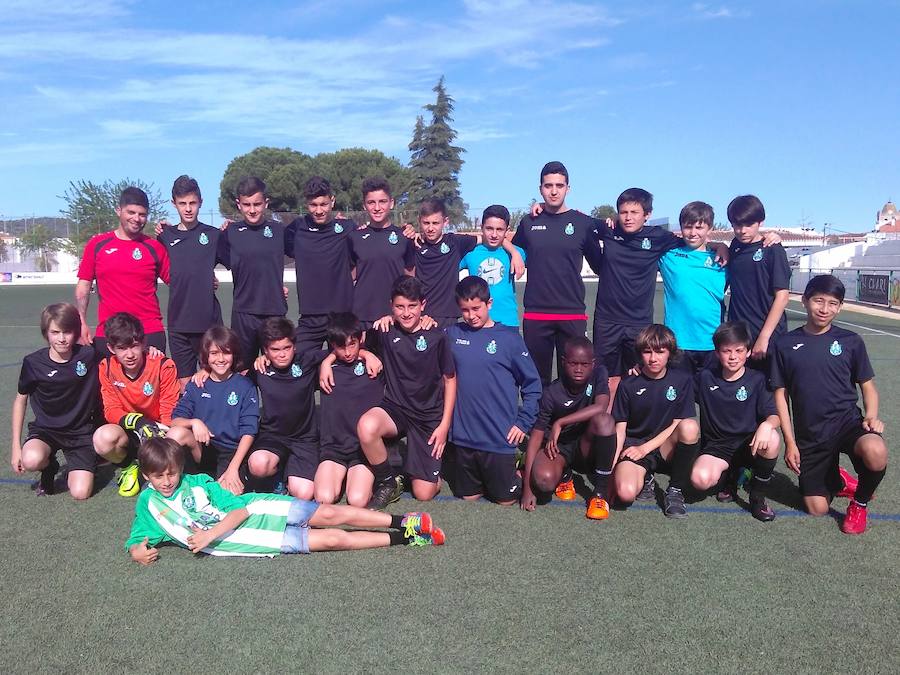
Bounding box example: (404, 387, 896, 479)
(636, 474, 656, 501)
(367, 478, 400, 510)
(841, 501, 867, 535)
(585, 496, 610, 520)
(716, 472, 737, 502)
(35, 457, 60, 497)
(408, 526, 445, 547)
(117, 461, 141, 497)
(555, 478, 577, 501)
(400, 512, 434, 537)
(836, 467, 858, 500)
(663, 488, 687, 519)
(749, 495, 776, 522)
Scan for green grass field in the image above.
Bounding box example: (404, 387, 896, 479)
(1, 283, 898, 673)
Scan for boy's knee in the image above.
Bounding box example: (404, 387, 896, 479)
(678, 419, 700, 443)
(69, 484, 92, 501)
(805, 497, 830, 517)
(859, 438, 888, 471)
(314, 487, 339, 504)
(247, 453, 275, 478)
(356, 414, 380, 442)
(93, 425, 122, 453)
(691, 467, 717, 491)
(166, 426, 192, 445)
(346, 490, 369, 507)
(589, 412, 616, 437)
(614, 477, 639, 503)
(412, 482, 439, 501)
(20, 450, 48, 472)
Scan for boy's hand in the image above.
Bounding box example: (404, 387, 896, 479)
(191, 369, 210, 388)
(190, 419, 214, 445)
(784, 443, 801, 474)
(130, 538, 159, 565)
(863, 416, 885, 434)
(749, 421, 774, 455)
(79, 324, 93, 346)
(219, 218, 233, 230)
(254, 354, 270, 374)
(218, 469, 244, 495)
(509, 250, 525, 280)
(622, 443, 648, 461)
(147, 346, 164, 359)
(530, 202, 544, 218)
(428, 424, 450, 459)
(360, 350, 383, 378)
(627, 364, 642, 377)
(520, 488, 537, 512)
(751, 335, 770, 360)
(544, 422, 562, 459)
(187, 526, 215, 554)
(283, 286, 289, 300)
(11, 445, 24, 474)
(761, 231, 782, 247)
(506, 425, 526, 446)
(401, 223, 420, 244)
(419, 315, 437, 330)
(318, 356, 336, 393)
(154, 219, 169, 237)
(712, 242, 730, 266)
(212, 274, 219, 291)
(374, 315, 394, 332)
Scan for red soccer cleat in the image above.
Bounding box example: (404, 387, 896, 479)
(841, 501, 868, 535)
(555, 478, 577, 501)
(836, 467, 858, 499)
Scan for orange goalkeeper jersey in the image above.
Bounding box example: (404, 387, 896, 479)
(99, 354, 179, 426)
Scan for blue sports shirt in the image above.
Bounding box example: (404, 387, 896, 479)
(459, 244, 526, 328)
(658, 245, 726, 351)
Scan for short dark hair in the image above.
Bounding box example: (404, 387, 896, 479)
(40, 303, 81, 340)
(391, 275, 424, 302)
(419, 198, 446, 219)
(803, 274, 845, 302)
(236, 176, 267, 198)
(259, 317, 295, 348)
(617, 188, 653, 214)
(712, 321, 752, 350)
(482, 204, 510, 227)
(119, 187, 149, 209)
(326, 312, 364, 346)
(304, 176, 333, 201)
(540, 161, 569, 183)
(104, 312, 144, 348)
(172, 175, 201, 201)
(455, 275, 491, 304)
(563, 335, 594, 358)
(679, 201, 714, 229)
(727, 195, 765, 227)
(139, 437, 185, 475)
(200, 325, 243, 372)
(361, 176, 391, 199)
(635, 324, 677, 354)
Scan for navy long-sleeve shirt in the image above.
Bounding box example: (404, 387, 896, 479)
(172, 374, 259, 451)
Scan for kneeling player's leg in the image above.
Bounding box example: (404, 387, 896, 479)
(406, 422, 443, 501)
(452, 445, 485, 501)
(661, 419, 699, 518)
(247, 449, 280, 479)
(691, 454, 730, 491)
(313, 460, 347, 504)
(345, 464, 375, 507)
(584, 413, 617, 499)
(357, 407, 399, 477)
(613, 459, 647, 503)
(93, 424, 131, 464)
(67, 470, 95, 501)
(166, 426, 200, 464)
(62, 441, 97, 500)
(20, 438, 53, 472)
(748, 430, 780, 506)
(851, 433, 888, 505)
(798, 444, 838, 516)
(530, 450, 566, 495)
(477, 451, 521, 506)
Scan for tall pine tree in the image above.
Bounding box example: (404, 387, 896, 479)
(408, 76, 465, 223)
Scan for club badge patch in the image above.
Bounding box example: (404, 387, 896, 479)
(75, 361, 87, 377)
(142, 382, 154, 396)
(704, 256, 714, 267)
(585, 383, 593, 397)
(291, 364, 302, 378)
(388, 231, 399, 245)
(354, 362, 365, 376)
(486, 340, 497, 355)
(199, 232, 209, 245)
(416, 335, 427, 352)
(830, 340, 842, 356)
(565, 223, 574, 236)
(440, 242, 450, 254)
(182, 495, 195, 510)
(641, 237, 651, 250)
(132, 248, 143, 260)
(263, 225, 273, 238)
(752, 248, 763, 262)
(334, 223, 344, 234)
(665, 385, 676, 401)
(227, 391, 238, 406)
(736, 385, 748, 402)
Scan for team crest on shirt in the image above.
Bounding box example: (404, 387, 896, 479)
(388, 231, 399, 245)
(142, 382, 154, 396)
(565, 223, 574, 236)
(227, 391, 238, 406)
(830, 340, 843, 356)
(291, 364, 302, 378)
(354, 362, 365, 376)
(703, 256, 714, 268)
(665, 385, 676, 401)
(182, 495, 195, 510)
(585, 384, 593, 397)
(75, 361, 87, 377)
(334, 223, 344, 234)
(735, 386, 748, 402)
(263, 226, 273, 238)
(199, 232, 209, 245)
(440, 242, 450, 254)
(132, 248, 143, 261)
(486, 340, 498, 355)
(752, 248, 763, 262)
(416, 335, 427, 352)
(641, 237, 651, 250)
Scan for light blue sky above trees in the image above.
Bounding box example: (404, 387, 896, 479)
(1, 0, 897, 231)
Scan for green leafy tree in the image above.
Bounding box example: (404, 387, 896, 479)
(408, 76, 465, 223)
(60, 179, 167, 257)
(0, 236, 8, 263)
(219, 146, 313, 216)
(313, 148, 412, 213)
(15, 224, 63, 272)
(591, 204, 617, 223)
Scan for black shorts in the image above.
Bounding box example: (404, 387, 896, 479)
(680, 349, 715, 374)
(592, 321, 642, 377)
(557, 437, 588, 471)
(94, 331, 167, 358)
(25, 426, 97, 473)
(195, 443, 237, 479)
(168, 331, 204, 378)
(380, 401, 442, 483)
(231, 311, 282, 366)
(295, 314, 330, 356)
(319, 444, 366, 469)
(798, 417, 876, 497)
(451, 445, 521, 501)
(618, 437, 671, 475)
(252, 434, 319, 481)
(700, 433, 756, 465)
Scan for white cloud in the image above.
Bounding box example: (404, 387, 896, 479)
(691, 3, 749, 20)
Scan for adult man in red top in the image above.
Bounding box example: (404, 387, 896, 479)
(75, 187, 171, 354)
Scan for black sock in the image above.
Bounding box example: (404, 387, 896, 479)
(371, 461, 394, 484)
(750, 455, 777, 499)
(390, 514, 404, 530)
(560, 467, 573, 483)
(668, 441, 700, 492)
(591, 434, 617, 498)
(388, 531, 411, 546)
(854, 467, 886, 505)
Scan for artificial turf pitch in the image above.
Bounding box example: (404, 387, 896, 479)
(0, 283, 898, 673)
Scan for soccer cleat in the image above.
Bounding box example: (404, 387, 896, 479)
(841, 501, 868, 535)
(663, 488, 687, 519)
(401, 512, 434, 537)
(408, 526, 445, 547)
(636, 474, 656, 501)
(367, 478, 399, 510)
(555, 478, 577, 501)
(749, 495, 776, 522)
(716, 472, 737, 502)
(35, 457, 60, 497)
(836, 467, 858, 500)
(117, 461, 141, 497)
(585, 496, 610, 520)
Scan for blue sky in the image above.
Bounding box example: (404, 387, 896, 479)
(1, 0, 898, 232)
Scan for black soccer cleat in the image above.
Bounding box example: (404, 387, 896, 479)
(749, 495, 776, 522)
(367, 478, 400, 511)
(663, 488, 687, 519)
(36, 457, 60, 496)
(636, 474, 656, 501)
